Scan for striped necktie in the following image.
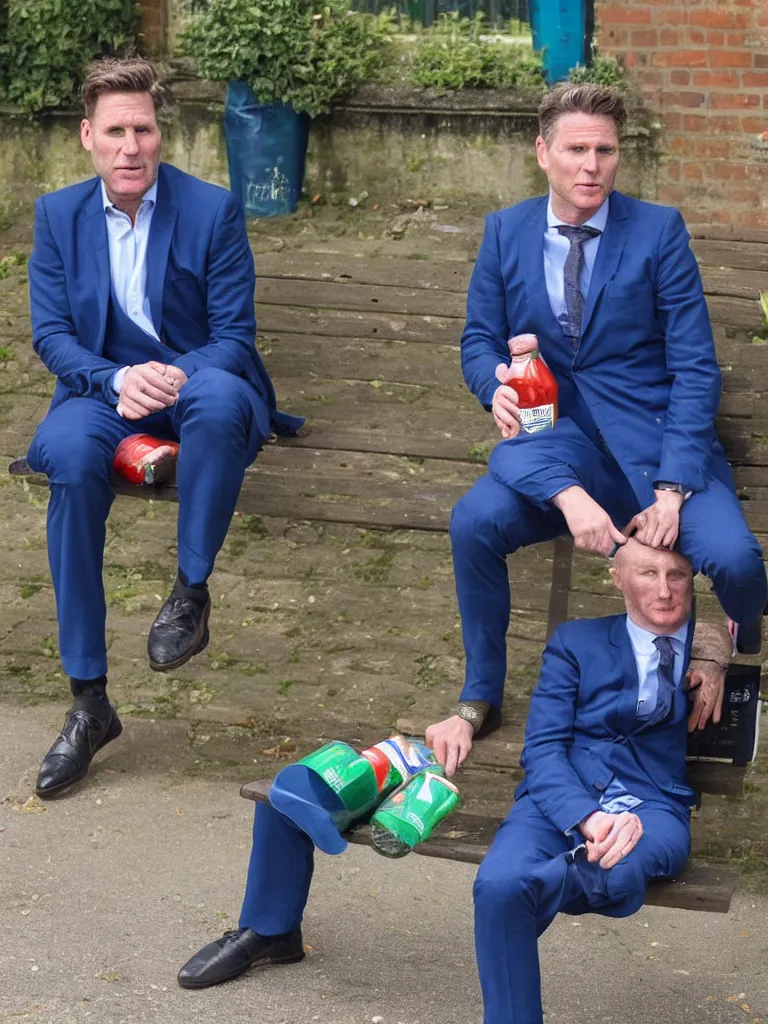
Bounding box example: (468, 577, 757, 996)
(556, 224, 601, 349)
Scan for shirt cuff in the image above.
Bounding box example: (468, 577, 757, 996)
(111, 366, 129, 394)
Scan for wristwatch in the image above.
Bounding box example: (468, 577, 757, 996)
(456, 701, 490, 734)
(654, 481, 693, 500)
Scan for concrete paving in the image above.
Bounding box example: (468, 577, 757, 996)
(2, 704, 768, 1024)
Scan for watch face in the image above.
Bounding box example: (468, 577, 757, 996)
(459, 706, 480, 724)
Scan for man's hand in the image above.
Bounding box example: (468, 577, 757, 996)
(163, 365, 188, 390)
(117, 361, 180, 420)
(580, 810, 644, 869)
(552, 486, 627, 556)
(627, 490, 684, 550)
(425, 715, 474, 777)
(686, 658, 726, 732)
(492, 371, 521, 440)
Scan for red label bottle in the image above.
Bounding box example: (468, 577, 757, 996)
(505, 334, 558, 433)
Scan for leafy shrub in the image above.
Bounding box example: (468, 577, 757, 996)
(568, 54, 629, 91)
(182, 0, 395, 118)
(0, 0, 138, 113)
(410, 13, 543, 91)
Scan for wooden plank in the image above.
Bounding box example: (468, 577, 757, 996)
(702, 267, 768, 302)
(257, 277, 466, 319)
(257, 253, 473, 295)
(692, 238, 768, 273)
(707, 294, 764, 330)
(257, 304, 462, 344)
(239, 779, 739, 912)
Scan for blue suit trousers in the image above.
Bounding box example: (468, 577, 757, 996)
(453, 420, 767, 705)
(473, 794, 690, 1024)
(27, 368, 270, 680)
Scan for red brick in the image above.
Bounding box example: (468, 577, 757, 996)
(631, 28, 658, 46)
(664, 113, 683, 130)
(724, 189, 761, 203)
(738, 210, 768, 228)
(724, 31, 746, 46)
(742, 117, 768, 133)
(708, 48, 753, 67)
(670, 70, 691, 85)
(659, 28, 680, 44)
(682, 114, 709, 131)
(689, 9, 749, 28)
(713, 163, 751, 179)
(634, 69, 665, 86)
(742, 71, 768, 87)
(599, 5, 652, 24)
(757, 9, 768, 26)
(686, 28, 706, 43)
(682, 161, 704, 180)
(661, 90, 706, 107)
(651, 49, 707, 66)
(605, 26, 630, 45)
(697, 139, 732, 157)
(692, 70, 739, 87)
(666, 160, 681, 179)
(756, 54, 768, 68)
(653, 7, 688, 25)
(710, 91, 761, 109)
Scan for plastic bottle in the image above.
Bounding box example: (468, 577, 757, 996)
(370, 769, 462, 858)
(504, 334, 558, 434)
(112, 434, 179, 485)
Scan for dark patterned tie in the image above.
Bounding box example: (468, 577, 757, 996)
(643, 635, 677, 727)
(556, 224, 601, 349)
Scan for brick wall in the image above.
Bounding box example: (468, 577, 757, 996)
(596, 0, 768, 236)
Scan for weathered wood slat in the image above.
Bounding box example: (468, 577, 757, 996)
(692, 237, 768, 273)
(257, 251, 765, 303)
(258, 304, 462, 344)
(258, 277, 466, 319)
(239, 778, 740, 912)
(706, 295, 764, 330)
(257, 253, 472, 293)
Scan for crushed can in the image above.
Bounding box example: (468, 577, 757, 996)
(370, 769, 462, 859)
(269, 735, 436, 855)
(113, 434, 179, 486)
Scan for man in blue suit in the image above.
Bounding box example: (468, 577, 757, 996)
(174, 539, 710, 1022)
(474, 538, 701, 1023)
(25, 57, 301, 797)
(427, 83, 766, 771)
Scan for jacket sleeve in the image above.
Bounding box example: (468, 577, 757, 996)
(460, 213, 512, 410)
(654, 208, 721, 493)
(28, 197, 118, 400)
(173, 192, 258, 378)
(520, 628, 601, 834)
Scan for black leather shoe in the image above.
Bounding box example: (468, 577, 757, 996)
(148, 578, 210, 672)
(177, 927, 305, 990)
(35, 704, 122, 797)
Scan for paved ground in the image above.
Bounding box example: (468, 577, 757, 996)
(2, 705, 768, 1024)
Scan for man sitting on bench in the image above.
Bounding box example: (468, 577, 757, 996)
(24, 57, 301, 798)
(175, 538, 710, 1017)
(426, 81, 766, 768)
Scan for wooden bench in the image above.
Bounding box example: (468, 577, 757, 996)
(5, 234, 767, 913)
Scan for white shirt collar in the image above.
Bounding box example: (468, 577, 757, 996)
(625, 616, 689, 655)
(101, 178, 158, 213)
(546, 192, 610, 234)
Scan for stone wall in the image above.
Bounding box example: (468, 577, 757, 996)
(596, 0, 768, 235)
(0, 84, 659, 235)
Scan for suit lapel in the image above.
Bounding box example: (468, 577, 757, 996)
(519, 198, 564, 343)
(610, 615, 642, 730)
(147, 164, 178, 337)
(581, 190, 630, 338)
(85, 181, 110, 349)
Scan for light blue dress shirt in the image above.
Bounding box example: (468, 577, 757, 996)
(598, 618, 689, 815)
(543, 193, 610, 335)
(101, 180, 160, 393)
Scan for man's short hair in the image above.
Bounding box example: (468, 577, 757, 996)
(81, 57, 171, 120)
(538, 83, 627, 144)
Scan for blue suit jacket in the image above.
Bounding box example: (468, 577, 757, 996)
(462, 191, 729, 506)
(28, 162, 302, 436)
(515, 615, 695, 833)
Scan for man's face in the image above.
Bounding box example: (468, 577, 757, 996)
(535, 112, 620, 223)
(80, 91, 161, 208)
(611, 541, 693, 635)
